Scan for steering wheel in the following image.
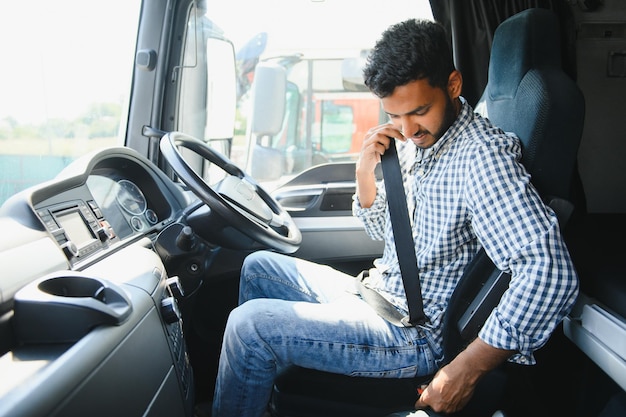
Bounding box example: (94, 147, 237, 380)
(160, 131, 301, 254)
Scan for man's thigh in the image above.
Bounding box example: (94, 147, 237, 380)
(229, 294, 437, 378)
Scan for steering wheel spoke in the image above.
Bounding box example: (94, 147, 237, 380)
(215, 176, 273, 223)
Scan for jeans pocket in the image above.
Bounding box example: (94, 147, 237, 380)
(349, 363, 419, 378)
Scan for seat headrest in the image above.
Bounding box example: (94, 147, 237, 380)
(488, 8, 561, 100)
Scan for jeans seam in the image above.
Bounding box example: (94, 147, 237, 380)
(243, 273, 316, 301)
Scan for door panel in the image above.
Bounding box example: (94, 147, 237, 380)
(272, 162, 383, 273)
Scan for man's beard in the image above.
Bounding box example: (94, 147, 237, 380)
(433, 95, 458, 141)
(410, 96, 458, 149)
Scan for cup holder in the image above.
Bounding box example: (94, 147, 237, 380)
(39, 276, 107, 299)
(14, 272, 133, 344)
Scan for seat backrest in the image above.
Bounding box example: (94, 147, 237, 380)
(446, 8, 586, 364)
(476, 8, 585, 203)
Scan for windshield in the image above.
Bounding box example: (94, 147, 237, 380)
(0, 0, 140, 205)
(176, 0, 433, 189)
(219, 0, 433, 188)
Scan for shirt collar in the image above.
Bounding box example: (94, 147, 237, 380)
(410, 98, 472, 172)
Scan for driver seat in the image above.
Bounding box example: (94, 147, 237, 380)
(269, 8, 585, 417)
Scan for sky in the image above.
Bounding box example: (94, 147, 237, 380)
(208, 0, 433, 56)
(0, 0, 432, 124)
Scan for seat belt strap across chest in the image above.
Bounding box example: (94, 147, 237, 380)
(378, 139, 426, 326)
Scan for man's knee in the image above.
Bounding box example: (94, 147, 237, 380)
(241, 250, 276, 279)
(225, 298, 275, 342)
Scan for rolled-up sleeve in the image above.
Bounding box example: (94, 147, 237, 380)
(467, 139, 579, 363)
(353, 182, 388, 241)
(479, 222, 579, 363)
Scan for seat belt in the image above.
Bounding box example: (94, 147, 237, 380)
(357, 139, 426, 327)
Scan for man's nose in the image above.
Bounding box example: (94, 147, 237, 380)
(401, 118, 419, 138)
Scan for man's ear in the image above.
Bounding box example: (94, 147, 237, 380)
(447, 70, 463, 99)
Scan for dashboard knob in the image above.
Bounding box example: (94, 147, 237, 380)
(160, 296, 181, 324)
(175, 226, 196, 251)
(166, 276, 185, 299)
(61, 241, 79, 258)
(96, 227, 109, 242)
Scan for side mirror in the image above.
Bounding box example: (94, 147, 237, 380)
(247, 62, 287, 181)
(205, 38, 237, 141)
(249, 62, 287, 135)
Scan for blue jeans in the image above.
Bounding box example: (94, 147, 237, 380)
(212, 251, 442, 417)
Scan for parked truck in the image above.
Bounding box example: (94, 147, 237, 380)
(242, 52, 384, 181)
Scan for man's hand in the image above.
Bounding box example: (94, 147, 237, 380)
(414, 364, 475, 413)
(414, 338, 514, 414)
(357, 123, 405, 172)
(355, 123, 405, 208)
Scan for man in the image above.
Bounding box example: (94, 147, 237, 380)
(211, 19, 578, 416)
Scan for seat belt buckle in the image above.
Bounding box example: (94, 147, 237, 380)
(401, 316, 428, 327)
(356, 270, 370, 282)
(400, 316, 415, 327)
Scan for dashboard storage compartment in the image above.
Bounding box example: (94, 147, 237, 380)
(13, 272, 132, 344)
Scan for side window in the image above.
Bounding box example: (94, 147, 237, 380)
(187, 0, 433, 188)
(0, 0, 140, 206)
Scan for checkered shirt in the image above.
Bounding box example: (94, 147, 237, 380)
(353, 99, 579, 364)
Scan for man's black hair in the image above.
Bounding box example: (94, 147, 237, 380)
(363, 19, 456, 98)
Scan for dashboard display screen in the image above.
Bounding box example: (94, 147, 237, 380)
(56, 210, 96, 249)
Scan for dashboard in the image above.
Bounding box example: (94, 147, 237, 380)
(27, 147, 191, 270)
(0, 147, 197, 417)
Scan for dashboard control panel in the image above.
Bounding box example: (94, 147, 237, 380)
(37, 199, 117, 266)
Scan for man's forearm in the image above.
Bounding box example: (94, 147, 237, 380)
(453, 337, 514, 381)
(355, 167, 378, 208)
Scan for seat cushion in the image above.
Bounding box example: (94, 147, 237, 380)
(271, 366, 508, 417)
(271, 366, 424, 417)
